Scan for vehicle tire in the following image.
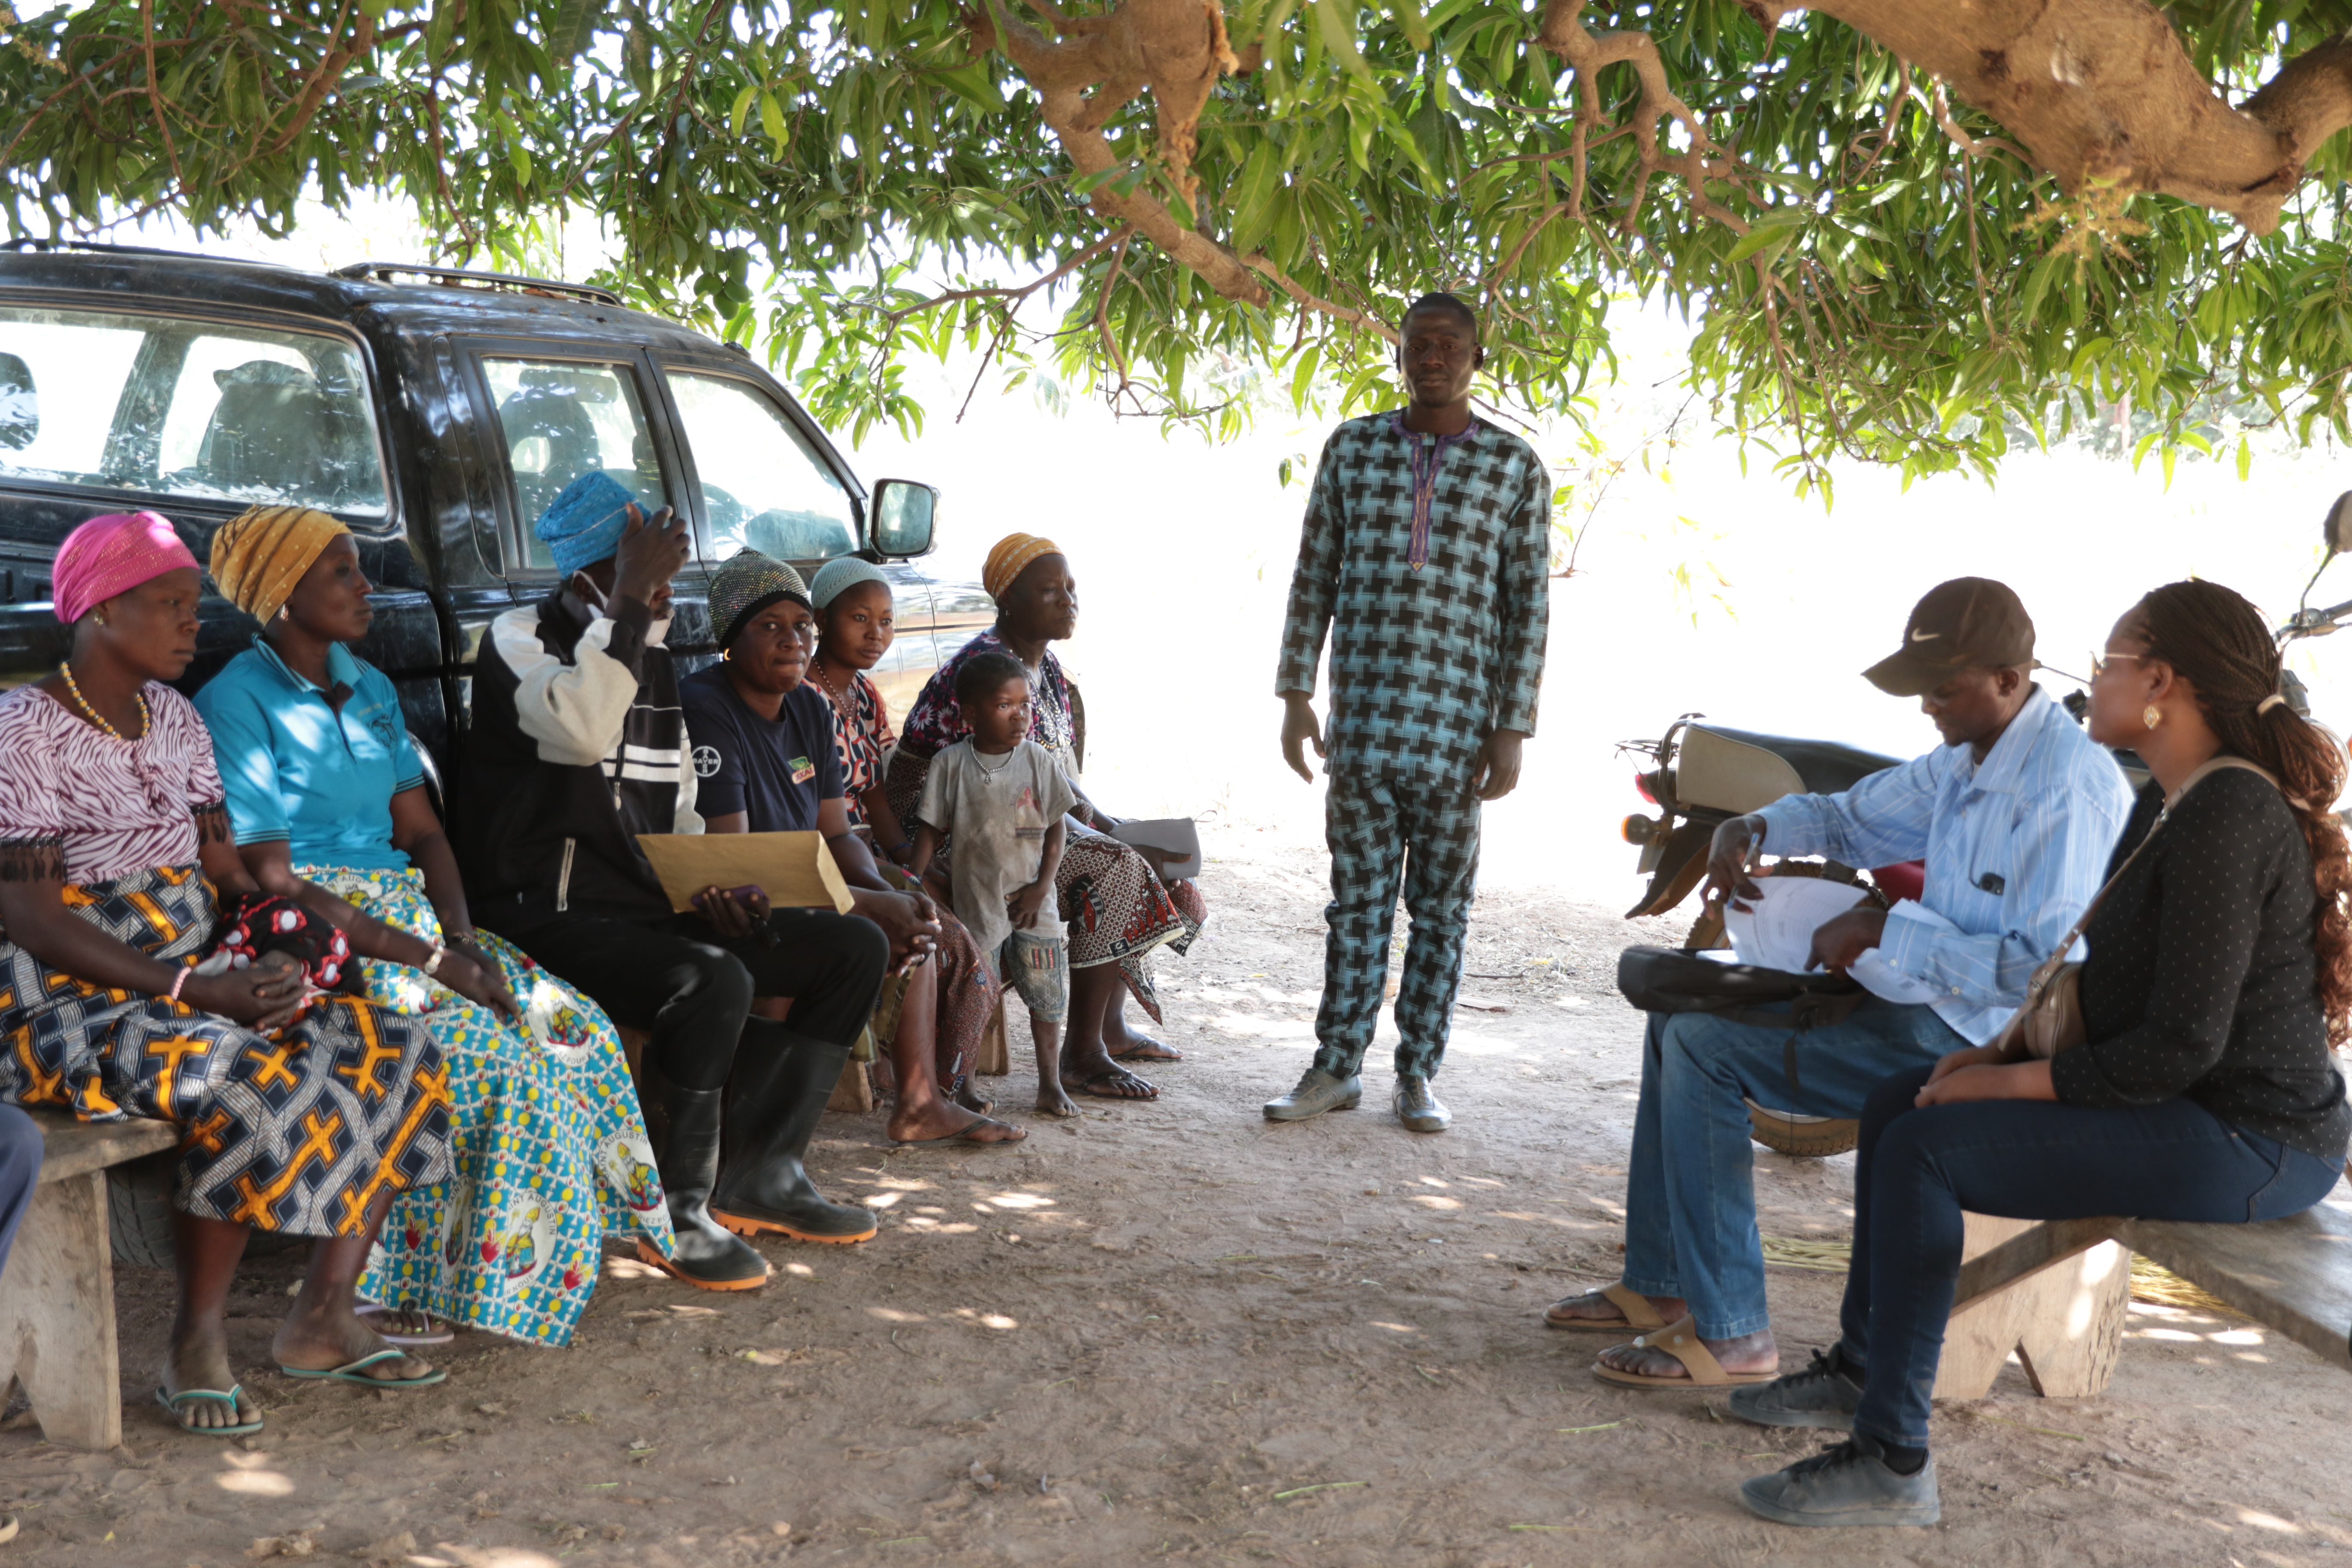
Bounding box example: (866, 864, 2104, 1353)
(1744, 1099, 1860, 1158)
(107, 1150, 303, 1268)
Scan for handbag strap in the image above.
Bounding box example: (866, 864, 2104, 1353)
(2033, 753, 2284, 974)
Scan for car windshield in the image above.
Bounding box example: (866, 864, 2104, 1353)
(0, 304, 388, 518)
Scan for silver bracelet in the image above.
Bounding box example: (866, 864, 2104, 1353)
(423, 942, 447, 978)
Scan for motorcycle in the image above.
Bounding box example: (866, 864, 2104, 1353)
(2273, 492, 2352, 718)
(1614, 720, 1913, 1157)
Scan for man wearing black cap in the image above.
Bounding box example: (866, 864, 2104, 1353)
(1550, 578, 2133, 1409)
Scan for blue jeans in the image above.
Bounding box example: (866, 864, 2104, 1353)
(1842, 1064, 2346, 1447)
(1624, 998, 1966, 1338)
(0, 1102, 39, 1288)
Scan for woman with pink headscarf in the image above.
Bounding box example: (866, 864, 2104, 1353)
(0, 512, 460, 1437)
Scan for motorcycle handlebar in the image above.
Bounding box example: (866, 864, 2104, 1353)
(2280, 596, 2352, 641)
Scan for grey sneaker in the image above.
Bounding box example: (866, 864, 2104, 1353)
(1264, 1067, 1362, 1122)
(1728, 1346, 1860, 1432)
(1740, 1436, 1939, 1528)
(1392, 1074, 1450, 1133)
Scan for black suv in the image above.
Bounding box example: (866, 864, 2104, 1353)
(0, 242, 992, 799)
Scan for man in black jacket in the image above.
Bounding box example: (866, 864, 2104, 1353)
(461, 472, 892, 1290)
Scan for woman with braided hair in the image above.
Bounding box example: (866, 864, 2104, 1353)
(1726, 579, 2350, 1530)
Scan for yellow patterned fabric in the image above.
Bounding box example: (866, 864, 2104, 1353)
(981, 533, 1063, 601)
(208, 505, 348, 623)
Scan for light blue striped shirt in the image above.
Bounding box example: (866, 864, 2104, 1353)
(1752, 687, 2134, 1045)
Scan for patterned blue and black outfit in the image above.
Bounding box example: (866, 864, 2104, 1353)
(1277, 410, 1551, 1079)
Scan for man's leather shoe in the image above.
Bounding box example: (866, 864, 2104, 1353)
(1263, 1067, 1361, 1121)
(1393, 1074, 1450, 1133)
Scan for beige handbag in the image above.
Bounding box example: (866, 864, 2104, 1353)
(1990, 755, 2282, 1060)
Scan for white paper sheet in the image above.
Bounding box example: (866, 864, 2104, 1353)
(1722, 876, 1869, 973)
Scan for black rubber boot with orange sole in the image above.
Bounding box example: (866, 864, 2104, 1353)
(709, 1024, 878, 1245)
(636, 1066, 770, 1290)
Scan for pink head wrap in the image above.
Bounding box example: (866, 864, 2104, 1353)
(53, 511, 199, 625)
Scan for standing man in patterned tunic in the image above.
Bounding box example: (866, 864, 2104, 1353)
(1269, 292, 1552, 1133)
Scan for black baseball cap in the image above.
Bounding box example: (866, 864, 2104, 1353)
(1863, 578, 2038, 697)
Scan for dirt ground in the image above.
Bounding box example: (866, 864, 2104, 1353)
(6, 825, 2351, 1568)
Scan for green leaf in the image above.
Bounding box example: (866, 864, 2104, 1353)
(759, 91, 790, 153)
(545, 0, 605, 64)
(1312, 0, 1371, 79)
(731, 84, 759, 138)
(1386, 0, 1432, 52)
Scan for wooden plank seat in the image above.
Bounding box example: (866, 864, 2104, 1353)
(1932, 1197, 2352, 1403)
(0, 1109, 181, 1449)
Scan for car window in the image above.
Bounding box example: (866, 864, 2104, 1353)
(482, 357, 667, 570)
(666, 370, 855, 563)
(0, 303, 388, 516)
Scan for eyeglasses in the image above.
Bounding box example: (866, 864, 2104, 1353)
(2089, 649, 2147, 678)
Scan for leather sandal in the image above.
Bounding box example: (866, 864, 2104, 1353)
(1590, 1316, 1778, 1389)
(1546, 1280, 1671, 1334)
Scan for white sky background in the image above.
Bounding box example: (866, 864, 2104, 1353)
(157, 194, 2352, 910)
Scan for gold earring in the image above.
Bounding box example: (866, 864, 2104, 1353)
(2144, 704, 2162, 730)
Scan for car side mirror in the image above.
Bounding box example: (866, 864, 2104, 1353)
(2326, 492, 2352, 558)
(870, 479, 938, 558)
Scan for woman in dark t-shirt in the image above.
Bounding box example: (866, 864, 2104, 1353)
(681, 553, 1021, 1146)
(1730, 579, 2350, 1530)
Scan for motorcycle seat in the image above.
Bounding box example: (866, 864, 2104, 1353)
(1676, 724, 1904, 814)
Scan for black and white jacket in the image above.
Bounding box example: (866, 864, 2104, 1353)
(459, 590, 699, 930)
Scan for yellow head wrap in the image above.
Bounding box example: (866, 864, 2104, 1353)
(208, 505, 349, 624)
(982, 533, 1064, 602)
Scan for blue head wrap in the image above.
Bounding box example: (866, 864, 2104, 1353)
(534, 471, 637, 577)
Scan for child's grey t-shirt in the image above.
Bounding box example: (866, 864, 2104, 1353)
(917, 738, 1078, 960)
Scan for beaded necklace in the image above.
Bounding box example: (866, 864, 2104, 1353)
(59, 661, 149, 741)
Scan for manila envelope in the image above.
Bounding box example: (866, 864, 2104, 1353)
(634, 831, 853, 915)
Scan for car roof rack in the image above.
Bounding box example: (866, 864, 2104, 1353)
(332, 261, 623, 307)
(3, 237, 219, 262)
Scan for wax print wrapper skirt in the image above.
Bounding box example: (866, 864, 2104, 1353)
(886, 754, 1205, 1022)
(305, 865, 673, 1348)
(0, 864, 453, 1234)
(867, 857, 998, 1090)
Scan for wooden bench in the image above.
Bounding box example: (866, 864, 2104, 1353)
(1932, 1197, 2352, 1401)
(0, 1110, 179, 1449)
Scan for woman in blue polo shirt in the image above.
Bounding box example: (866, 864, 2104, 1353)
(196, 505, 671, 1349)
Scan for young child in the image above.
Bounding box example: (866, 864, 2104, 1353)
(910, 652, 1080, 1115)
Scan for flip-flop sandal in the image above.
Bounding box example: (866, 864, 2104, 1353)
(1547, 1281, 1671, 1334)
(1109, 1040, 1183, 1063)
(1073, 1068, 1158, 1100)
(1590, 1317, 1777, 1389)
(278, 1348, 448, 1389)
(890, 1115, 1028, 1146)
(355, 1305, 456, 1346)
(156, 1384, 263, 1436)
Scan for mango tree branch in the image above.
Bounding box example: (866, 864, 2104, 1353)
(1534, 0, 1749, 233)
(982, 0, 1403, 346)
(1763, 0, 2352, 234)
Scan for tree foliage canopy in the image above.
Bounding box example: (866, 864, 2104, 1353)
(6, 0, 2352, 485)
